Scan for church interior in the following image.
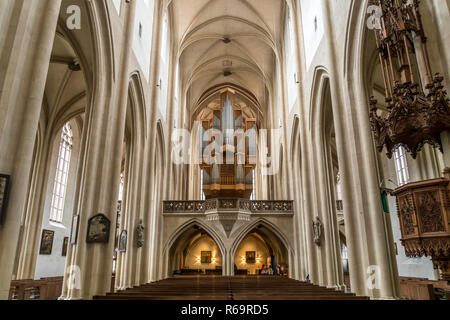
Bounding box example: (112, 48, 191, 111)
(0, 0, 450, 302)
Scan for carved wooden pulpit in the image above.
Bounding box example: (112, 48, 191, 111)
(393, 169, 450, 281)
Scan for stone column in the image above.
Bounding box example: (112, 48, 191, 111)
(314, 132, 344, 289)
(164, 38, 177, 202)
(224, 249, 233, 276)
(426, 0, 450, 167)
(299, 128, 319, 282)
(441, 133, 450, 168)
(139, 0, 164, 284)
(322, 0, 400, 299)
(320, 0, 372, 297)
(277, 56, 295, 202)
(15, 125, 55, 280)
(60, 0, 136, 300)
(325, 145, 345, 289)
(0, 0, 62, 300)
(311, 130, 329, 286)
(290, 1, 311, 281)
(117, 143, 144, 291)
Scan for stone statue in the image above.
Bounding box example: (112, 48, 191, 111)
(312, 216, 323, 246)
(136, 220, 145, 248)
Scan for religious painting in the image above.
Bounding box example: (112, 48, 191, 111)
(0, 174, 11, 225)
(246, 251, 256, 264)
(86, 214, 110, 243)
(70, 215, 79, 244)
(62, 237, 69, 256)
(39, 230, 54, 255)
(119, 230, 127, 252)
(201, 251, 212, 264)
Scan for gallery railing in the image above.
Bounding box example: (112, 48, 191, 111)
(163, 199, 294, 214)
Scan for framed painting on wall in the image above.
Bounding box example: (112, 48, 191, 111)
(0, 174, 11, 225)
(119, 230, 127, 252)
(201, 251, 212, 264)
(70, 215, 79, 244)
(62, 237, 69, 256)
(40, 230, 54, 255)
(246, 251, 256, 264)
(86, 214, 110, 243)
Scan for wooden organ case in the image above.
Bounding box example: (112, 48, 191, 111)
(199, 91, 257, 199)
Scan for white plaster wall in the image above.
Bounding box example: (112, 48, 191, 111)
(300, 0, 324, 70)
(132, 0, 154, 81)
(234, 235, 270, 275)
(184, 235, 222, 270)
(112, 0, 121, 15)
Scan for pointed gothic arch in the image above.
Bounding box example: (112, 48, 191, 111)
(230, 218, 293, 275)
(164, 218, 227, 276)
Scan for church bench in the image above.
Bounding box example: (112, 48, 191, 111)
(95, 295, 232, 300)
(107, 290, 230, 294)
(399, 276, 449, 300)
(400, 282, 435, 300)
(10, 279, 45, 300)
(9, 277, 63, 300)
(233, 296, 369, 300)
(9, 280, 34, 300)
(96, 276, 369, 300)
(235, 270, 248, 275)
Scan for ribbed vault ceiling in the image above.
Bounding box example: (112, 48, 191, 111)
(168, 0, 286, 115)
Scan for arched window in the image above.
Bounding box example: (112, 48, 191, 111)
(49, 123, 73, 223)
(250, 170, 255, 200)
(158, 12, 170, 121)
(285, 8, 298, 112)
(112, 0, 121, 14)
(394, 146, 409, 186)
(335, 172, 343, 201)
(200, 169, 205, 201)
(341, 244, 349, 273)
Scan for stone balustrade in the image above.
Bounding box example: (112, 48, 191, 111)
(163, 198, 294, 214)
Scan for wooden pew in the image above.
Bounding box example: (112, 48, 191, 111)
(9, 279, 34, 300)
(94, 275, 369, 300)
(9, 277, 63, 300)
(399, 276, 449, 300)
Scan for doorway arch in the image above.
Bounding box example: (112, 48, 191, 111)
(231, 219, 291, 276)
(165, 220, 226, 277)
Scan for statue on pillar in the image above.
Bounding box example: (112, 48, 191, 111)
(312, 216, 323, 246)
(136, 220, 145, 248)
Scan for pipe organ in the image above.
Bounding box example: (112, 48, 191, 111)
(199, 91, 257, 199)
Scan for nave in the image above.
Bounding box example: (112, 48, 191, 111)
(1, 0, 450, 303)
(94, 276, 368, 300)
